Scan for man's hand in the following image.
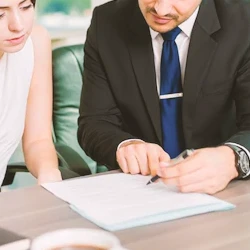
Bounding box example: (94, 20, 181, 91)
(116, 141, 170, 176)
(157, 146, 238, 194)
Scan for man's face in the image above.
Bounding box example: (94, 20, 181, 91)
(138, 0, 202, 33)
(0, 0, 34, 55)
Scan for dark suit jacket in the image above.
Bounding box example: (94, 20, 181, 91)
(78, 0, 250, 169)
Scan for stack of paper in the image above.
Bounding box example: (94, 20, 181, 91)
(43, 173, 235, 231)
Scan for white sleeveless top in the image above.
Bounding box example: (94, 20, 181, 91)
(0, 37, 34, 186)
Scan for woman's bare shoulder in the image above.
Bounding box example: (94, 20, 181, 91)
(31, 25, 51, 53)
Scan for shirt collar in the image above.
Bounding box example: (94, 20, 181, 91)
(150, 6, 200, 40)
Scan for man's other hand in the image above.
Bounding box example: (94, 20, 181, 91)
(116, 141, 170, 176)
(157, 146, 238, 194)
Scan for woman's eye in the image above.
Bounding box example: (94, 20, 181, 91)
(21, 4, 33, 10)
(0, 13, 5, 19)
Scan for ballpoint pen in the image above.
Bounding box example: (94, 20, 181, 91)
(146, 149, 194, 185)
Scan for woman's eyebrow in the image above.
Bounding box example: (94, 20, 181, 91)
(0, 0, 28, 9)
(19, 0, 29, 6)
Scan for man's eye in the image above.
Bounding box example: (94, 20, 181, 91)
(0, 13, 5, 19)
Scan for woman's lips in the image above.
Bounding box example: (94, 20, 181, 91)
(6, 34, 25, 45)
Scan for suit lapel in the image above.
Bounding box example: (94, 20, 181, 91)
(126, 4, 162, 144)
(183, 0, 221, 144)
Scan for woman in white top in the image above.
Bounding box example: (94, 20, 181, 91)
(0, 0, 62, 186)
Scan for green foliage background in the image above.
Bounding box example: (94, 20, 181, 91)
(37, 0, 91, 14)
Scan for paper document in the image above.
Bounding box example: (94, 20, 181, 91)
(43, 173, 235, 231)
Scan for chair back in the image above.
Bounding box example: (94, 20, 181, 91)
(52, 44, 107, 173)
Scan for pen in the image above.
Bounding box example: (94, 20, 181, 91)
(146, 149, 194, 185)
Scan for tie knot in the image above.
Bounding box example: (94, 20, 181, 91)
(162, 27, 181, 41)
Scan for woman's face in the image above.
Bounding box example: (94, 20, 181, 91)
(0, 0, 34, 56)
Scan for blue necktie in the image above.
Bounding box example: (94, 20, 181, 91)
(160, 27, 185, 158)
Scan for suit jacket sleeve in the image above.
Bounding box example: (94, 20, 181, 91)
(78, 8, 137, 170)
(226, 44, 250, 150)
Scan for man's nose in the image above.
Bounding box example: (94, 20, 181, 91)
(9, 12, 24, 33)
(154, 0, 173, 16)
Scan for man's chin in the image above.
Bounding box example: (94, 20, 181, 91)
(149, 23, 177, 33)
(147, 19, 177, 33)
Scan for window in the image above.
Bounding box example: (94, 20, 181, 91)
(37, 0, 110, 47)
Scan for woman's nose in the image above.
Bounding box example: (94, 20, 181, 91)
(9, 12, 24, 33)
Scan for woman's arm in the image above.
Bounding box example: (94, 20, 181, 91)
(22, 25, 62, 184)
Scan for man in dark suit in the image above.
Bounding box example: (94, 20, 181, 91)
(78, 0, 250, 194)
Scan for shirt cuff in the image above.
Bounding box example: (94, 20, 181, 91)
(224, 142, 250, 160)
(117, 139, 144, 151)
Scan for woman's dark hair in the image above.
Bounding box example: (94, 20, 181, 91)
(31, 0, 36, 5)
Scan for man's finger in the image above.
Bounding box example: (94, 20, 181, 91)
(135, 146, 150, 175)
(147, 146, 160, 176)
(126, 152, 140, 175)
(179, 180, 217, 194)
(157, 155, 200, 178)
(116, 149, 129, 173)
(161, 168, 209, 187)
(159, 150, 171, 163)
